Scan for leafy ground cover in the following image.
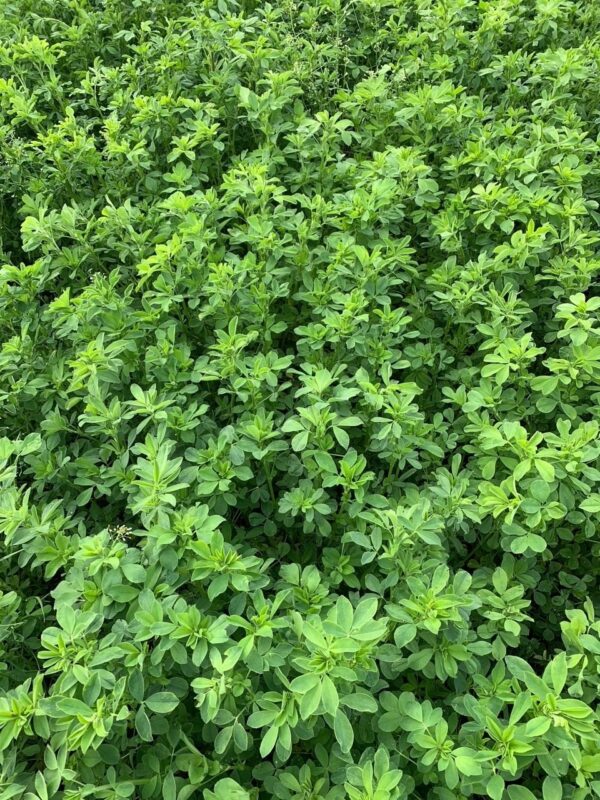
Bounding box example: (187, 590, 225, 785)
(1, 0, 600, 798)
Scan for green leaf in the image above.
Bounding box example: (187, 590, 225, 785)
(34, 771, 48, 800)
(321, 676, 339, 716)
(549, 652, 567, 695)
(340, 693, 378, 713)
(454, 752, 482, 777)
(543, 776, 563, 800)
(121, 563, 146, 583)
(581, 495, 600, 513)
(57, 698, 92, 717)
(259, 725, 278, 758)
(205, 779, 249, 800)
(522, 716, 551, 737)
(534, 460, 555, 482)
(135, 707, 153, 742)
(145, 692, 179, 714)
(508, 786, 537, 800)
(333, 709, 354, 753)
(163, 771, 176, 800)
(487, 775, 504, 800)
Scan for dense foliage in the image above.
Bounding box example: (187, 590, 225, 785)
(1, 0, 600, 798)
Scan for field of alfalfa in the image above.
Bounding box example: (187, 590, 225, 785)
(1, 0, 600, 798)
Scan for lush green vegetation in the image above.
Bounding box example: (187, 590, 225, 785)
(1, 0, 600, 798)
